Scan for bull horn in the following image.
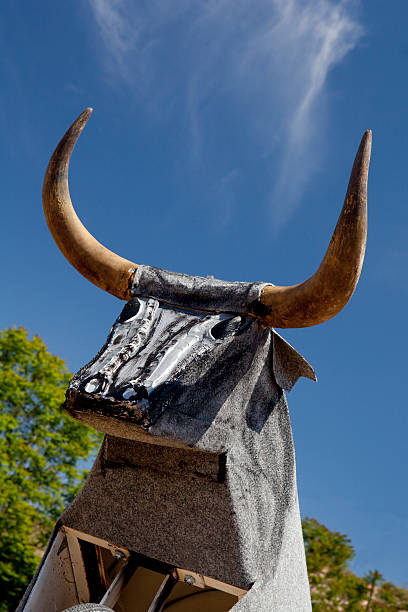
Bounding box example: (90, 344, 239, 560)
(258, 130, 372, 328)
(42, 108, 137, 300)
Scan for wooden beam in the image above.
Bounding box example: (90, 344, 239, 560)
(176, 567, 247, 598)
(63, 526, 129, 560)
(64, 529, 89, 603)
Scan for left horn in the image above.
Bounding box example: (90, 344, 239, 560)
(42, 109, 137, 300)
(258, 130, 372, 328)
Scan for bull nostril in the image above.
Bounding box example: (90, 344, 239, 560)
(121, 384, 148, 401)
(85, 378, 100, 393)
(112, 334, 123, 345)
(123, 388, 137, 400)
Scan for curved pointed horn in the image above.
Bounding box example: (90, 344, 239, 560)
(259, 130, 372, 328)
(42, 109, 137, 300)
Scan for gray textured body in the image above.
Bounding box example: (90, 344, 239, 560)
(23, 267, 316, 610)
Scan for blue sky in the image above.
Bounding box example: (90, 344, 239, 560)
(1, 0, 407, 586)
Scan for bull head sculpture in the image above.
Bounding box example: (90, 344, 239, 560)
(20, 110, 371, 612)
(43, 108, 370, 329)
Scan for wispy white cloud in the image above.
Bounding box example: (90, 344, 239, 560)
(86, 0, 362, 229)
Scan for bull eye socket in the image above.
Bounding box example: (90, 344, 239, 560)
(211, 316, 242, 340)
(117, 299, 140, 323)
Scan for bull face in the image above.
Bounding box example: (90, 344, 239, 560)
(67, 297, 247, 418)
(80, 301, 247, 409)
(65, 295, 266, 445)
(64, 264, 317, 446)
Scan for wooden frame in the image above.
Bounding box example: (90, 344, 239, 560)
(62, 525, 248, 607)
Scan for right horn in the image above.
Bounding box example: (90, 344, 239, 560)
(259, 130, 372, 328)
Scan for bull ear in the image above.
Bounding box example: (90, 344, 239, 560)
(42, 109, 138, 300)
(259, 130, 371, 328)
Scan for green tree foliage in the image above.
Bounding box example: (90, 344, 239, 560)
(366, 576, 408, 612)
(303, 518, 408, 611)
(303, 517, 368, 610)
(0, 328, 102, 611)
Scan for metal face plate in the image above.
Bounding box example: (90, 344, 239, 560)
(69, 298, 247, 428)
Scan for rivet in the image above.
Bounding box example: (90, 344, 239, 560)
(113, 549, 126, 560)
(184, 574, 195, 585)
